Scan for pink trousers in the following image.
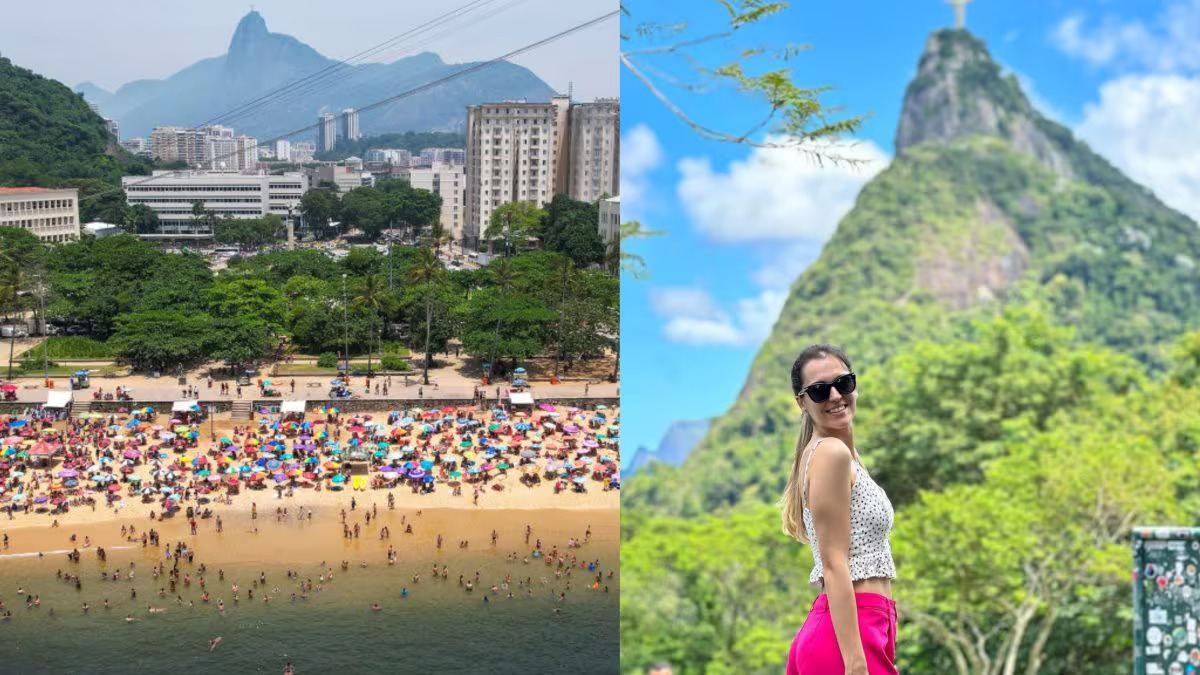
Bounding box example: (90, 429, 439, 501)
(786, 592, 898, 675)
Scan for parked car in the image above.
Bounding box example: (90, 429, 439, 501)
(65, 325, 88, 335)
(0, 325, 29, 338)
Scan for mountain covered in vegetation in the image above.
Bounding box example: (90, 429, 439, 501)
(622, 29, 1200, 675)
(82, 11, 557, 140)
(0, 56, 152, 221)
(626, 28, 1200, 518)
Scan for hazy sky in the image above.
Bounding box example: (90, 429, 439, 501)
(1, 0, 617, 100)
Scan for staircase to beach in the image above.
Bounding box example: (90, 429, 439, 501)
(70, 401, 94, 420)
(231, 400, 252, 420)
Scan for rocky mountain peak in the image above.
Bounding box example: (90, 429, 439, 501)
(228, 10, 271, 63)
(895, 29, 1073, 178)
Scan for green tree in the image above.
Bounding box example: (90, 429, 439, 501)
(350, 274, 390, 374)
(122, 203, 159, 234)
(408, 246, 444, 384)
(485, 201, 543, 253)
(108, 310, 214, 371)
(300, 189, 336, 238)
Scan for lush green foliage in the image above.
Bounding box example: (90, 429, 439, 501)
(23, 337, 115, 360)
(317, 352, 338, 369)
(622, 312, 1200, 673)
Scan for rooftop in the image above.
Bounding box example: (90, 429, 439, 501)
(0, 187, 51, 193)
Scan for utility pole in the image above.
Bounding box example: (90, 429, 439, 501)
(342, 273, 350, 372)
(36, 275, 47, 384)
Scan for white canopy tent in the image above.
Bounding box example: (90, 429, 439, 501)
(281, 400, 307, 414)
(171, 400, 198, 413)
(44, 391, 73, 408)
(509, 392, 534, 406)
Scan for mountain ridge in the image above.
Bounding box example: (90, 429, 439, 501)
(625, 28, 1200, 517)
(80, 12, 557, 141)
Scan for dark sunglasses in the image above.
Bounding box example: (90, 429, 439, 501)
(797, 372, 856, 404)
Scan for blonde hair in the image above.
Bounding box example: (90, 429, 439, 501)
(780, 411, 816, 543)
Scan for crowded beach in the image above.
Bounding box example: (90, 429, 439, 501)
(0, 398, 620, 526)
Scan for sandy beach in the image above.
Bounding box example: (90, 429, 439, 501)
(1, 403, 620, 543)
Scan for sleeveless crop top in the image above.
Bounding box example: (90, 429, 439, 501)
(802, 440, 896, 588)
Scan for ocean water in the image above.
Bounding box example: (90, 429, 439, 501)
(0, 520, 619, 674)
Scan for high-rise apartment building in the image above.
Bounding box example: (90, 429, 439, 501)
(339, 108, 360, 142)
(273, 139, 291, 161)
(122, 138, 150, 157)
(418, 148, 466, 166)
(290, 141, 317, 163)
(122, 171, 308, 238)
(564, 99, 619, 202)
(0, 187, 81, 243)
(235, 136, 259, 172)
(105, 119, 120, 143)
(400, 162, 467, 243)
(149, 127, 208, 166)
(464, 96, 570, 249)
(317, 113, 336, 152)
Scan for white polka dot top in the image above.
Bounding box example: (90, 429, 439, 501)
(802, 441, 896, 589)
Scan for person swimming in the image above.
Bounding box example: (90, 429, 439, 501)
(400, 587, 408, 598)
(209, 636, 223, 652)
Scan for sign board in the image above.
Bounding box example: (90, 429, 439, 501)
(1132, 527, 1200, 675)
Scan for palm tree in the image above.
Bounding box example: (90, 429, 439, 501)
(408, 246, 444, 385)
(552, 257, 581, 379)
(488, 257, 515, 376)
(351, 274, 387, 375)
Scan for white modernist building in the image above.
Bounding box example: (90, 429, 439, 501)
(400, 161, 467, 243)
(0, 187, 81, 243)
(464, 96, 571, 249)
(122, 171, 308, 239)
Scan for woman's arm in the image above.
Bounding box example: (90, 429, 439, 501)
(809, 438, 868, 673)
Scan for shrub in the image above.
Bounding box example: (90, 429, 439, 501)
(317, 352, 338, 368)
(380, 355, 409, 372)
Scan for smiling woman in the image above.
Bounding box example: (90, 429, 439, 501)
(782, 343, 898, 675)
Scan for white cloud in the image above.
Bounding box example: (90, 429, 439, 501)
(675, 138, 889, 243)
(1052, 1, 1200, 72)
(648, 286, 788, 347)
(1076, 73, 1200, 222)
(650, 138, 889, 348)
(619, 124, 663, 222)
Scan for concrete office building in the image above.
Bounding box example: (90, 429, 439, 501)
(399, 162, 467, 243)
(464, 96, 571, 249)
(0, 187, 81, 243)
(122, 171, 308, 239)
(317, 113, 336, 152)
(307, 164, 373, 193)
(340, 108, 360, 142)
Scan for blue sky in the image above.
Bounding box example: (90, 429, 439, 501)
(621, 0, 1200, 461)
(3, 0, 616, 100)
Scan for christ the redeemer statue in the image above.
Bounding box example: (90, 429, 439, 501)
(947, 0, 973, 29)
